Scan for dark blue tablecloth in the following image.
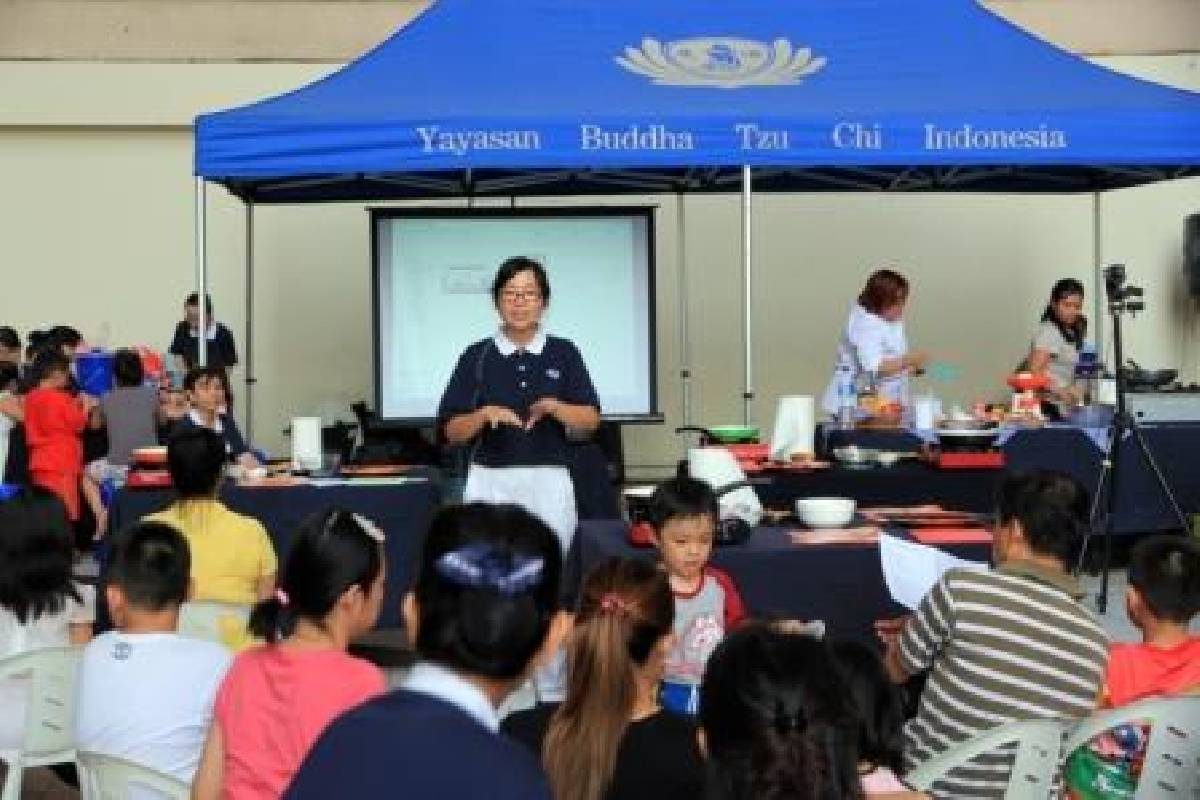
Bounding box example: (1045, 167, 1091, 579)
(108, 474, 443, 628)
(567, 520, 991, 646)
(772, 423, 1200, 534)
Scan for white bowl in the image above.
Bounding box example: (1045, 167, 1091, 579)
(794, 497, 856, 529)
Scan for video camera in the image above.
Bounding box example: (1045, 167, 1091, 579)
(1103, 264, 1144, 312)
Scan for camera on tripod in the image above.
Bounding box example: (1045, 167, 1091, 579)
(1103, 263, 1145, 313)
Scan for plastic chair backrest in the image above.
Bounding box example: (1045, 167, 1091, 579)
(78, 750, 189, 800)
(906, 717, 1068, 800)
(176, 601, 253, 651)
(1062, 695, 1200, 799)
(0, 645, 81, 759)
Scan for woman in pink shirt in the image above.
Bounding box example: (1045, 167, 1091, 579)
(192, 508, 388, 800)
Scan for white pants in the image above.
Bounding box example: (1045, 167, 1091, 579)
(463, 465, 578, 555)
(463, 464, 575, 703)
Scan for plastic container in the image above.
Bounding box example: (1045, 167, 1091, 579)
(836, 365, 856, 430)
(75, 350, 115, 396)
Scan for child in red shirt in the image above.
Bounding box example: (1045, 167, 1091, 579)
(1103, 535, 1200, 707)
(23, 351, 96, 522)
(1065, 536, 1200, 798)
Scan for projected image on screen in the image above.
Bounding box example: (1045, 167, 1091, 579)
(374, 209, 657, 420)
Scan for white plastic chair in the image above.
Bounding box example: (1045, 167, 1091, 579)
(0, 646, 81, 800)
(905, 717, 1068, 799)
(176, 601, 252, 650)
(1061, 695, 1200, 799)
(77, 750, 189, 800)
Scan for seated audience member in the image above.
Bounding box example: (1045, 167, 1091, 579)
(89, 348, 160, 480)
(648, 476, 746, 715)
(192, 508, 387, 800)
(1102, 534, 1200, 706)
(698, 624, 867, 800)
(23, 350, 96, 524)
(76, 521, 230, 782)
(174, 367, 259, 470)
(285, 503, 564, 800)
(878, 471, 1109, 799)
(831, 640, 925, 798)
(504, 557, 704, 800)
(0, 488, 94, 751)
(0, 363, 19, 483)
(0, 326, 20, 367)
(1062, 534, 1200, 800)
(146, 427, 276, 606)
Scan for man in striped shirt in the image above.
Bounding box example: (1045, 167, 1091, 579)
(881, 471, 1109, 799)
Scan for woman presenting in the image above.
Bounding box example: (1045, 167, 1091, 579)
(822, 269, 928, 416)
(438, 256, 600, 551)
(1024, 278, 1086, 417)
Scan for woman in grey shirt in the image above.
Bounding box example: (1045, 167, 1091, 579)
(1026, 278, 1086, 418)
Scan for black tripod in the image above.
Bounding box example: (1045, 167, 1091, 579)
(1075, 269, 1190, 613)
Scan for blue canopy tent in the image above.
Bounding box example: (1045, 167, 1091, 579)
(193, 0, 1200, 431)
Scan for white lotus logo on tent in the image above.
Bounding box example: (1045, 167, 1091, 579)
(616, 37, 827, 88)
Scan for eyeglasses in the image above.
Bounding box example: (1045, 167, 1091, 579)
(500, 289, 542, 303)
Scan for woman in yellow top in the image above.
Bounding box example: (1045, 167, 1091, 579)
(147, 427, 276, 605)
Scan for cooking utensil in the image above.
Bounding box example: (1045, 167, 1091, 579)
(935, 423, 1000, 452)
(832, 445, 880, 467)
(1119, 362, 1177, 391)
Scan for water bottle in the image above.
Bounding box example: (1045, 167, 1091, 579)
(837, 365, 856, 429)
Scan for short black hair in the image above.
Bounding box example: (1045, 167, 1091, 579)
(415, 503, 562, 680)
(0, 326, 20, 351)
(0, 487, 82, 624)
(106, 522, 191, 612)
(184, 366, 227, 393)
(647, 475, 719, 531)
(30, 349, 71, 383)
(166, 427, 227, 498)
(995, 470, 1090, 565)
(249, 508, 382, 643)
(0, 364, 18, 392)
(491, 256, 550, 305)
(829, 639, 906, 776)
(49, 326, 82, 348)
(1128, 535, 1200, 624)
(112, 348, 144, 388)
(184, 292, 214, 314)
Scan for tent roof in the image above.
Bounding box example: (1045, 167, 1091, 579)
(195, 0, 1200, 201)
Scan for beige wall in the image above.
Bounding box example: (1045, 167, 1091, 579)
(0, 52, 1197, 476)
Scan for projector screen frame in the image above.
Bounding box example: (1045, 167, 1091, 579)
(369, 205, 663, 426)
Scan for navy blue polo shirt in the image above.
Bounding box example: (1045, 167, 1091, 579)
(284, 689, 552, 800)
(437, 332, 599, 468)
(172, 411, 249, 460)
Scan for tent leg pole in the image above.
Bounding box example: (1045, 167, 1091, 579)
(1092, 191, 1106, 361)
(245, 200, 255, 446)
(195, 178, 208, 369)
(741, 165, 754, 426)
(677, 191, 693, 428)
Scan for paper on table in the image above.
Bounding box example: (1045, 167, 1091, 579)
(879, 533, 988, 611)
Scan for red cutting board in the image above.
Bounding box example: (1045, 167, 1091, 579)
(911, 528, 994, 545)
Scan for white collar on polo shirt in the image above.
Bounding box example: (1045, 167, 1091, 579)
(187, 408, 223, 433)
(188, 322, 219, 341)
(493, 328, 546, 357)
(403, 661, 500, 733)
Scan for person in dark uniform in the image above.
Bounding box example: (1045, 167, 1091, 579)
(173, 367, 259, 470)
(169, 293, 237, 374)
(437, 257, 600, 553)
